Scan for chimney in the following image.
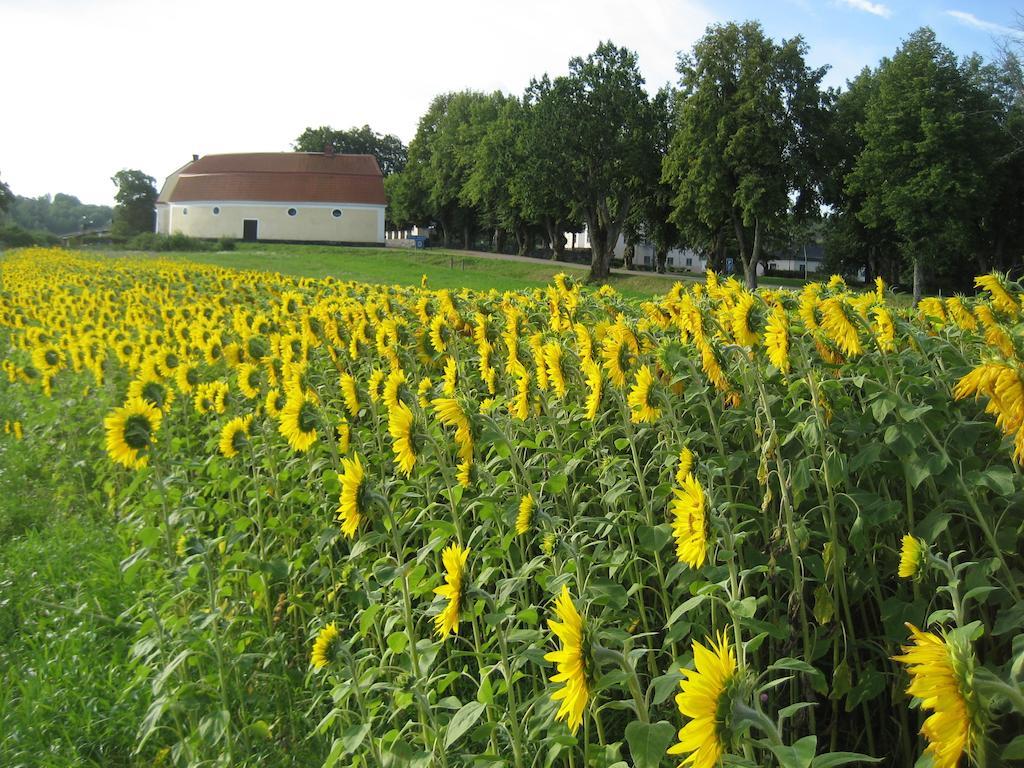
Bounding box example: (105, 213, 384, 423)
(192, 154, 199, 162)
(323, 143, 335, 157)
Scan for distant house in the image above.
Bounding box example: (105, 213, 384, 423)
(155, 152, 387, 244)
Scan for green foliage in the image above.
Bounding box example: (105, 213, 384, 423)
(0, 223, 60, 248)
(534, 42, 660, 281)
(111, 169, 157, 239)
(0, 172, 12, 216)
(4, 191, 113, 236)
(294, 124, 408, 176)
(844, 28, 1004, 299)
(663, 21, 829, 289)
(129, 232, 216, 252)
(0, 381, 152, 767)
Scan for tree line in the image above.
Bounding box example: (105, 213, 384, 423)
(308, 21, 1023, 295)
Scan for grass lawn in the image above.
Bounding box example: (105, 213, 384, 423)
(156, 243, 698, 298)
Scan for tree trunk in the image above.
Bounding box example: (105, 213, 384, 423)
(463, 223, 471, 250)
(656, 244, 668, 273)
(588, 224, 610, 282)
(740, 216, 761, 291)
(912, 258, 923, 306)
(491, 227, 500, 253)
(515, 225, 528, 257)
(546, 220, 565, 261)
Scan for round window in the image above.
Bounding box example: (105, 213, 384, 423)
(212, 206, 220, 215)
(288, 208, 297, 217)
(182, 208, 188, 215)
(332, 209, 342, 218)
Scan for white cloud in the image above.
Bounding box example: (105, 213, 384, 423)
(945, 10, 1024, 38)
(837, 0, 892, 19)
(0, 0, 716, 205)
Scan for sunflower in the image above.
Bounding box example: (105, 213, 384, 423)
(336, 419, 351, 454)
(432, 397, 473, 454)
(442, 356, 458, 396)
(278, 388, 319, 452)
(872, 306, 896, 353)
(582, 358, 602, 420)
(383, 368, 409, 411)
(265, 387, 286, 419)
(763, 305, 790, 373)
(174, 359, 200, 394)
(340, 372, 360, 417)
(675, 446, 694, 485)
(892, 624, 975, 768)
(898, 534, 925, 579)
(730, 292, 759, 346)
(668, 631, 737, 768)
(669, 473, 708, 569)
(433, 543, 470, 638)
(600, 324, 638, 388)
(368, 368, 386, 403)
(387, 401, 418, 475)
(128, 375, 175, 413)
(236, 363, 262, 399)
(627, 365, 661, 423)
(510, 374, 532, 421)
(820, 298, 863, 357)
(31, 343, 64, 377)
(104, 397, 162, 469)
(219, 414, 253, 458)
(975, 273, 1019, 316)
(544, 585, 590, 734)
(516, 494, 534, 535)
(310, 621, 340, 669)
(337, 454, 366, 538)
(544, 342, 567, 399)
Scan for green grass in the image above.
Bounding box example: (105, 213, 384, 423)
(0, 388, 151, 768)
(125, 243, 698, 298)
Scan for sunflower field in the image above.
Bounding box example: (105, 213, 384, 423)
(1, 246, 1023, 768)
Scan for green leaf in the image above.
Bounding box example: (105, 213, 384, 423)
(341, 723, 371, 754)
(1002, 735, 1024, 760)
(387, 632, 408, 654)
(590, 579, 628, 610)
(770, 735, 817, 768)
(769, 658, 827, 696)
(811, 752, 883, 767)
(546, 473, 568, 494)
(624, 720, 676, 768)
(444, 701, 486, 749)
(638, 524, 671, 554)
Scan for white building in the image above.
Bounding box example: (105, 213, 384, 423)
(156, 152, 387, 244)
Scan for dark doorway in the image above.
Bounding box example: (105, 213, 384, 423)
(243, 219, 258, 242)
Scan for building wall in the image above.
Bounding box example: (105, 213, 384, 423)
(161, 202, 385, 243)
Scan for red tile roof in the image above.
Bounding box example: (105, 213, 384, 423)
(160, 153, 387, 205)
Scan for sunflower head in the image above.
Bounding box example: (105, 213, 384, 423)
(311, 622, 341, 670)
(543, 585, 592, 733)
(104, 397, 162, 470)
(668, 631, 739, 768)
(433, 543, 470, 639)
(626, 364, 662, 423)
(337, 454, 368, 538)
(898, 535, 926, 579)
(893, 623, 978, 768)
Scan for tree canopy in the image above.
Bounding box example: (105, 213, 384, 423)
(294, 125, 408, 177)
(111, 170, 157, 238)
(663, 21, 829, 289)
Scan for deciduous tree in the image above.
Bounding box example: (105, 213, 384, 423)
(664, 21, 828, 289)
(294, 125, 408, 177)
(111, 170, 157, 238)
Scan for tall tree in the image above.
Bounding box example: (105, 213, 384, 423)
(111, 170, 157, 238)
(534, 42, 660, 281)
(0, 172, 12, 219)
(294, 125, 408, 176)
(663, 21, 829, 289)
(846, 28, 998, 301)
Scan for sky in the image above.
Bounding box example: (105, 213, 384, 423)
(1, 0, 1020, 206)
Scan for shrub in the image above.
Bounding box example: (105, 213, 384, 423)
(217, 236, 236, 251)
